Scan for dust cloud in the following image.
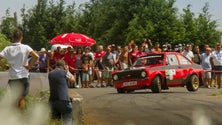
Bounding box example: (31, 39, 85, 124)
(0, 89, 50, 125)
(193, 107, 211, 125)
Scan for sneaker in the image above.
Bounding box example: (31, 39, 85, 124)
(96, 85, 101, 88)
(106, 84, 113, 87)
(75, 85, 80, 88)
(89, 84, 95, 88)
(207, 85, 211, 89)
(101, 84, 106, 88)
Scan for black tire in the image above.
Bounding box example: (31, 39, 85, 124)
(117, 88, 125, 93)
(126, 90, 135, 93)
(186, 75, 199, 91)
(151, 76, 162, 93)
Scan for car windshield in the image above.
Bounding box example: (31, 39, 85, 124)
(133, 54, 164, 67)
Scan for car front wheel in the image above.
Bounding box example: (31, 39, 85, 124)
(151, 76, 162, 93)
(117, 88, 125, 93)
(186, 75, 199, 91)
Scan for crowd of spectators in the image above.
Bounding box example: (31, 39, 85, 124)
(31, 39, 222, 89)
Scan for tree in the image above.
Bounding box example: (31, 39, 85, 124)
(20, 0, 77, 50)
(0, 9, 18, 41)
(196, 2, 222, 47)
(0, 33, 11, 51)
(127, 0, 182, 45)
(0, 33, 11, 71)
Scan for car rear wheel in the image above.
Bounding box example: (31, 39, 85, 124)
(126, 90, 135, 93)
(186, 75, 199, 91)
(117, 88, 125, 93)
(151, 76, 162, 93)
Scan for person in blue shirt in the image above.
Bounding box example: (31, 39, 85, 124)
(48, 59, 75, 125)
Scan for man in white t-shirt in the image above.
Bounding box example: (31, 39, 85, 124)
(0, 29, 39, 109)
(182, 44, 194, 62)
(210, 43, 222, 89)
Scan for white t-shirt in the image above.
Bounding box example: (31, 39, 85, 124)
(210, 50, 222, 66)
(182, 50, 194, 61)
(0, 43, 33, 79)
(201, 53, 212, 69)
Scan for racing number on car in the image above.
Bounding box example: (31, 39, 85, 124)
(165, 69, 176, 80)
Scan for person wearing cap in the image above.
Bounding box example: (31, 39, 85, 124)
(177, 43, 183, 52)
(210, 43, 222, 89)
(0, 29, 39, 109)
(39, 47, 48, 73)
(201, 47, 212, 88)
(162, 44, 167, 52)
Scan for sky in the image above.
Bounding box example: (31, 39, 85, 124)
(0, 0, 222, 30)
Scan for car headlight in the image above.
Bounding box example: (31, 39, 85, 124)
(141, 71, 146, 77)
(113, 74, 118, 80)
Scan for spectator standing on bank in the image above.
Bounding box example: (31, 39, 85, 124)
(193, 45, 201, 64)
(82, 47, 94, 87)
(48, 50, 56, 72)
(0, 29, 39, 109)
(54, 46, 64, 61)
(39, 48, 48, 73)
(64, 47, 76, 88)
(28, 50, 40, 72)
(74, 47, 83, 88)
(182, 44, 194, 62)
(111, 44, 119, 70)
(48, 59, 75, 125)
(103, 45, 115, 87)
(81, 57, 90, 88)
(201, 47, 212, 88)
(210, 43, 222, 89)
(154, 42, 162, 52)
(129, 44, 139, 66)
(94, 45, 106, 87)
(141, 38, 152, 53)
(118, 46, 129, 70)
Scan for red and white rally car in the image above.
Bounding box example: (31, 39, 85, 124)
(112, 52, 204, 93)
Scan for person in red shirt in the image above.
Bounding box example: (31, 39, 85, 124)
(138, 44, 147, 56)
(64, 47, 76, 88)
(129, 44, 139, 66)
(54, 46, 63, 61)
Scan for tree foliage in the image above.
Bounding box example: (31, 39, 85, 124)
(0, 0, 221, 50)
(0, 9, 18, 41)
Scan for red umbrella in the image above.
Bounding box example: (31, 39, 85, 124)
(49, 33, 96, 46)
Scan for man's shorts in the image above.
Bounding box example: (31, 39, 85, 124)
(103, 67, 113, 79)
(8, 78, 30, 97)
(82, 72, 89, 82)
(204, 71, 212, 79)
(213, 66, 222, 75)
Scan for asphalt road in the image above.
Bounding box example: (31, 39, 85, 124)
(74, 87, 222, 125)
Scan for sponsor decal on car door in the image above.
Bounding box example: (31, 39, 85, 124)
(166, 54, 184, 86)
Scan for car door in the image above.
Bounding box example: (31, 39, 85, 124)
(165, 53, 185, 86)
(176, 53, 193, 81)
